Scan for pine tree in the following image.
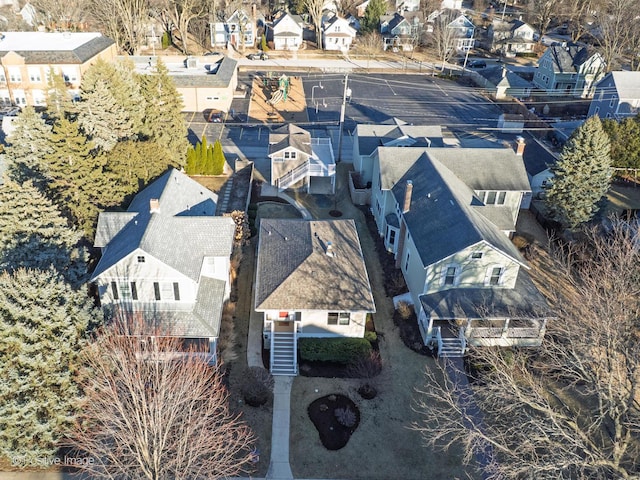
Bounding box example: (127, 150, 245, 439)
(77, 78, 134, 151)
(361, 0, 387, 33)
(3, 106, 53, 183)
(0, 180, 87, 285)
(138, 60, 189, 166)
(43, 117, 103, 235)
(46, 68, 75, 120)
(0, 268, 99, 459)
(544, 115, 613, 229)
(194, 140, 205, 174)
(186, 146, 196, 174)
(212, 140, 226, 175)
(81, 59, 145, 137)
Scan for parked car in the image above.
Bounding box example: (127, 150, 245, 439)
(204, 51, 222, 56)
(247, 52, 268, 60)
(468, 60, 487, 69)
(206, 109, 223, 123)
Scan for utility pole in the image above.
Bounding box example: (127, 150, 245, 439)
(337, 73, 349, 162)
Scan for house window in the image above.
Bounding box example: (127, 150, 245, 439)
(483, 191, 506, 205)
(0, 73, 5, 83)
(387, 227, 396, 246)
(131, 282, 138, 300)
(154, 282, 161, 300)
(328, 312, 350, 325)
(28, 68, 41, 82)
(173, 282, 180, 301)
(8, 68, 21, 83)
(487, 266, 504, 286)
(442, 264, 459, 286)
(111, 281, 119, 300)
(137, 256, 145, 263)
(404, 251, 410, 272)
(594, 106, 600, 116)
(470, 251, 483, 259)
(610, 95, 617, 108)
(284, 151, 297, 159)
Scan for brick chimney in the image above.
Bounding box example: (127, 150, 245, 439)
(515, 136, 525, 156)
(402, 180, 413, 213)
(150, 198, 160, 213)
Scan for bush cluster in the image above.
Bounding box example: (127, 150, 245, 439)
(299, 338, 371, 364)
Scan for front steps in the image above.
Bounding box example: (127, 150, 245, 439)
(270, 332, 297, 376)
(438, 337, 465, 358)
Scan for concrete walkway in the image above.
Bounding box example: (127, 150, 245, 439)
(266, 376, 294, 480)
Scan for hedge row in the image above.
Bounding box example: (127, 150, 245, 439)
(299, 337, 372, 364)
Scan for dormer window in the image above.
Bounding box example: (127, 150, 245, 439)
(284, 151, 297, 159)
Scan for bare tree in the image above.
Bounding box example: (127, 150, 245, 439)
(304, 0, 324, 48)
(412, 223, 640, 479)
(159, 0, 208, 54)
(597, 0, 639, 71)
(65, 320, 257, 480)
(527, 0, 555, 40)
(355, 31, 383, 69)
(428, 12, 459, 70)
(89, 0, 150, 55)
(30, 0, 87, 29)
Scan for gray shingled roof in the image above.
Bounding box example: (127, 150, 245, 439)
(419, 269, 550, 319)
(91, 169, 234, 282)
(105, 276, 227, 337)
(477, 67, 533, 90)
(521, 132, 558, 176)
(94, 212, 138, 248)
(545, 44, 601, 73)
(378, 147, 527, 268)
(269, 124, 313, 155)
(0, 33, 115, 64)
(255, 219, 376, 312)
(356, 124, 444, 156)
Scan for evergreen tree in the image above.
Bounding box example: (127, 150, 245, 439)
(3, 107, 53, 183)
(361, 0, 387, 33)
(0, 180, 87, 285)
(544, 115, 613, 229)
(194, 140, 205, 174)
(81, 59, 145, 137)
(138, 60, 189, 166)
(212, 140, 226, 175)
(77, 78, 134, 151)
(0, 268, 98, 459)
(43, 117, 103, 235)
(46, 68, 75, 120)
(186, 146, 196, 174)
(601, 115, 640, 169)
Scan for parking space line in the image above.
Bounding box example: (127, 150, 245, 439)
(385, 80, 397, 96)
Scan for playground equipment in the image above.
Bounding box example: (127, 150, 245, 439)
(266, 73, 290, 105)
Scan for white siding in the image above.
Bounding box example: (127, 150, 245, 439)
(299, 310, 367, 337)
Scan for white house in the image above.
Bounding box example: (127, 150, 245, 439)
(359, 135, 549, 357)
(255, 218, 376, 375)
(322, 15, 357, 51)
(211, 9, 261, 49)
(447, 13, 475, 51)
(91, 169, 236, 364)
(270, 12, 304, 51)
(268, 124, 336, 194)
(588, 71, 640, 120)
(380, 12, 424, 51)
(487, 19, 536, 54)
(534, 44, 606, 98)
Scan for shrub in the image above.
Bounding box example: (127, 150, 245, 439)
(241, 367, 273, 407)
(161, 31, 170, 49)
(347, 350, 382, 379)
(396, 301, 413, 320)
(298, 338, 372, 364)
(334, 406, 357, 428)
(364, 331, 377, 344)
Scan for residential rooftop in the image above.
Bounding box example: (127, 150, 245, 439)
(0, 32, 115, 64)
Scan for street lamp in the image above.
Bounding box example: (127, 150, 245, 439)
(311, 83, 323, 104)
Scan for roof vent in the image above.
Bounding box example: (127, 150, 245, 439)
(325, 241, 335, 257)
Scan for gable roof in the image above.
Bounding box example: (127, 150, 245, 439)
(355, 123, 444, 156)
(323, 15, 357, 34)
(272, 12, 304, 32)
(91, 169, 235, 282)
(255, 219, 376, 312)
(0, 32, 115, 64)
(598, 71, 640, 99)
(543, 44, 604, 73)
(377, 147, 528, 267)
(521, 132, 559, 176)
(268, 123, 313, 155)
(477, 67, 533, 90)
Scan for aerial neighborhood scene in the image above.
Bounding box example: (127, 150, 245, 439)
(2, 0, 640, 477)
